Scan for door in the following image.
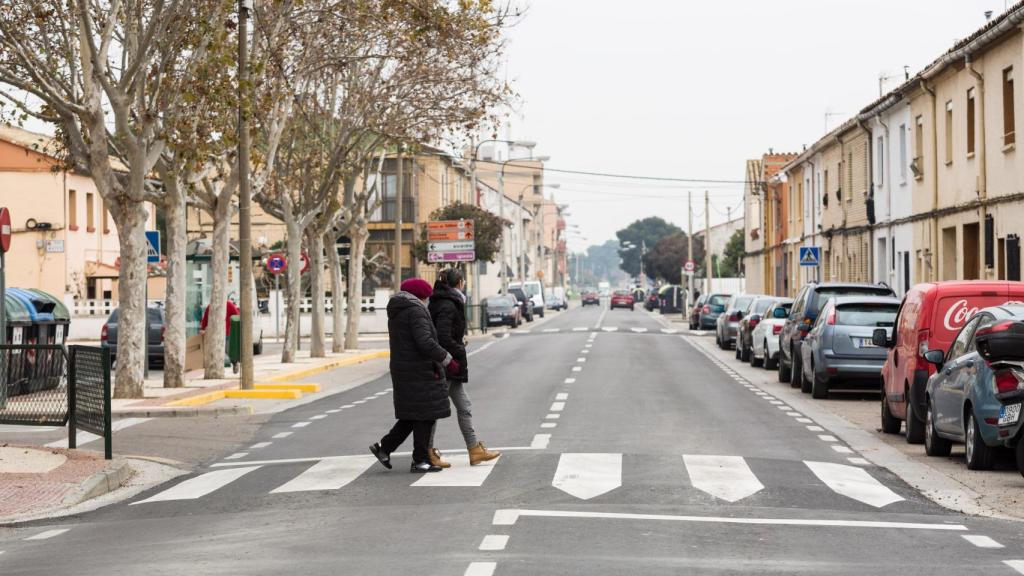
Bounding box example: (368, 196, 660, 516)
(935, 316, 983, 436)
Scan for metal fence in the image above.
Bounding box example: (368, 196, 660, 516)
(68, 346, 112, 459)
(0, 344, 70, 425)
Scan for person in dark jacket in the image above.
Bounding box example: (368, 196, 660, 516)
(426, 269, 500, 468)
(370, 278, 459, 473)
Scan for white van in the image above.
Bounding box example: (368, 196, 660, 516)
(509, 281, 545, 317)
(545, 286, 567, 311)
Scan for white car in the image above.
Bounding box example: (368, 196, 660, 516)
(750, 298, 794, 370)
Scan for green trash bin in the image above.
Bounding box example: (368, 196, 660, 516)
(228, 315, 241, 371)
(2, 293, 33, 400)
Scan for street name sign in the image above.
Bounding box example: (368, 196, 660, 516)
(799, 246, 821, 267)
(428, 219, 475, 262)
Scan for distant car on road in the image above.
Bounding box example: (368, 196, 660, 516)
(485, 295, 521, 328)
(101, 306, 165, 367)
(644, 290, 660, 312)
(693, 293, 730, 331)
(716, 294, 759, 350)
(545, 287, 568, 311)
(509, 281, 545, 318)
(736, 296, 779, 362)
(750, 298, 794, 369)
(799, 296, 900, 399)
(581, 289, 600, 307)
(610, 289, 635, 311)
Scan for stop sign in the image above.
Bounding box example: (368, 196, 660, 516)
(0, 207, 10, 253)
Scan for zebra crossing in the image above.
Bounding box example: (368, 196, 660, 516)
(133, 451, 907, 510)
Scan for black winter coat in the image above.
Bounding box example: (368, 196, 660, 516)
(428, 284, 468, 383)
(387, 291, 452, 421)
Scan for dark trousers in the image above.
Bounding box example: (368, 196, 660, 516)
(380, 419, 436, 463)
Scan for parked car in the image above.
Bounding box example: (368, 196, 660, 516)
(750, 298, 794, 369)
(694, 293, 730, 331)
(485, 295, 521, 328)
(736, 296, 780, 362)
(715, 293, 760, 350)
(509, 281, 545, 318)
(645, 290, 661, 312)
(799, 296, 900, 399)
(610, 289, 635, 311)
(918, 304, 1024, 471)
(508, 288, 534, 322)
(658, 285, 686, 314)
(581, 289, 600, 307)
(545, 287, 568, 311)
(779, 282, 896, 392)
(875, 281, 1024, 443)
(102, 306, 164, 367)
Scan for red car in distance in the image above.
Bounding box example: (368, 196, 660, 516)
(610, 289, 635, 311)
(582, 290, 601, 306)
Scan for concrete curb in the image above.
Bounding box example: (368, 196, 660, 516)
(264, 350, 390, 382)
(113, 406, 255, 419)
(64, 459, 134, 506)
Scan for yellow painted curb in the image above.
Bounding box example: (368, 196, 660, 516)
(255, 383, 322, 393)
(224, 389, 302, 400)
(166, 390, 226, 407)
(265, 350, 390, 383)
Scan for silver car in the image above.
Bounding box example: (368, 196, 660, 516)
(799, 295, 900, 399)
(715, 293, 760, 350)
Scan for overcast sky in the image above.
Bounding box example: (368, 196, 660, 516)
(503, 0, 1012, 251)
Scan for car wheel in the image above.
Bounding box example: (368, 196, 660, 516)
(750, 345, 763, 368)
(790, 353, 803, 390)
(905, 393, 925, 444)
(924, 399, 952, 456)
(762, 342, 775, 370)
(880, 394, 901, 434)
(778, 349, 791, 382)
(965, 412, 996, 470)
(811, 361, 828, 399)
(739, 341, 750, 362)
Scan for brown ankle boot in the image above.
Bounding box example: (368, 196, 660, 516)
(468, 442, 500, 466)
(428, 448, 450, 468)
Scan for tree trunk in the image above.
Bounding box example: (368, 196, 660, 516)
(282, 213, 303, 363)
(326, 229, 346, 353)
(161, 175, 187, 388)
(203, 195, 231, 379)
(112, 203, 150, 399)
(344, 226, 368, 350)
(307, 230, 326, 357)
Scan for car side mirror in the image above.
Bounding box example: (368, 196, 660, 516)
(872, 328, 892, 349)
(923, 349, 945, 368)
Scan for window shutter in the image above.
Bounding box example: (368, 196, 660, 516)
(984, 215, 994, 269)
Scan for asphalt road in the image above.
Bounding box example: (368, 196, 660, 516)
(3, 303, 1024, 575)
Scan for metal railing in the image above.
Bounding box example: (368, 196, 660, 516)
(0, 344, 69, 425)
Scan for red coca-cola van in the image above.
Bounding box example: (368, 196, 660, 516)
(877, 281, 1024, 443)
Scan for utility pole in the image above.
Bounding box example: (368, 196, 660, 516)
(469, 149, 480, 328)
(498, 167, 508, 292)
(393, 146, 403, 290)
(705, 191, 712, 296)
(237, 0, 254, 389)
(687, 192, 693, 305)
(726, 205, 733, 278)
(518, 191, 526, 282)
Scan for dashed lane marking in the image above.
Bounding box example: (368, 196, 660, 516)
(292, 422, 311, 428)
(831, 445, 854, 454)
(541, 422, 557, 429)
(847, 457, 870, 466)
(464, 562, 497, 576)
(555, 393, 569, 400)
(272, 432, 293, 439)
(564, 378, 576, 384)
(530, 434, 551, 449)
(550, 402, 566, 411)
(962, 535, 1004, 548)
(602, 327, 618, 332)
(249, 442, 272, 449)
(818, 435, 838, 442)
(797, 418, 814, 424)
(546, 414, 560, 419)
(342, 404, 355, 408)
(224, 452, 248, 460)
(24, 528, 70, 541)
(572, 366, 582, 372)
(310, 415, 327, 420)
(479, 535, 509, 551)
(543, 328, 560, 333)
(576, 357, 586, 363)
(806, 426, 824, 432)
(573, 327, 588, 332)
(326, 409, 341, 414)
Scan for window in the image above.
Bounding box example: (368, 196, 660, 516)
(86, 192, 95, 232)
(899, 123, 908, 182)
(68, 189, 78, 230)
(1004, 67, 1015, 146)
(913, 115, 924, 179)
(103, 199, 110, 233)
(967, 88, 976, 156)
(876, 136, 884, 186)
(944, 100, 954, 164)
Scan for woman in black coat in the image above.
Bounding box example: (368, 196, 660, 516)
(426, 269, 500, 468)
(370, 278, 458, 473)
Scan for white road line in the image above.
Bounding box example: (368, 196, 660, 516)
(543, 328, 560, 333)
(353, 400, 366, 405)
(555, 393, 569, 400)
(805, 461, 904, 508)
(531, 434, 551, 449)
(1004, 560, 1024, 574)
(602, 327, 618, 332)
(683, 455, 764, 503)
(133, 466, 260, 504)
(777, 406, 792, 411)
(550, 402, 566, 411)
(594, 307, 608, 329)
(375, 391, 389, 396)
(961, 535, 1004, 548)
(310, 415, 327, 420)
(45, 417, 150, 448)
(806, 425, 824, 432)
(414, 453, 501, 487)
(546, 414, 560, 419)
(493, 509, 967, 531)
(564, 378, 576, 384)
(831, 445, 854, 454)
(272, 432, 293, 439)
(573, 327, 588, 332)
(572, 366, 582, 372)
(479, 535, 509, 551)
(630, 327, 648, 333)
(363, 396, 377, 401)
(292, 422, 311, 428)
(796, 418, 814, 424)
(552, 453, 622, 500)
(464, 562, 497, 576)
(847, 457, 870, 466)
(581, 350, 590, 354)
(541, 423, 557, 428)
(224, 452, 248, 460)
(584, 344, 593, 348)
(818, 435, 838, 442)
(576, 357, 586, 363)
(769, 400, 783, 405)
(786, 412, 802, 417)
(660, 328, 678, 334)
(342, 404, 355, 408)
(270, 456, 376, 493)
(249, 442, 272, 449)
(24, 528, 70, 541)
(326, 409, 341, 414)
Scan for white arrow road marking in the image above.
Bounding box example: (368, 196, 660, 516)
(270, 456, 376, 493)
(683, 455, 764, 503)
(805, 461, 904, 508)
(660, 328, 678, 334)
(552, 453, 622, 500)
(134, 466, 260, 504)
(413, 453, 500, 487)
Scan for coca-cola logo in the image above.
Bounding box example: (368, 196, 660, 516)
(943, 299, 980, 331)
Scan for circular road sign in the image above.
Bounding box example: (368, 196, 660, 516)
(300, 251, 310, 274)
(0, 207, 10, 253)
(684, 259, 696, 273)
(266, 252, 287, 275)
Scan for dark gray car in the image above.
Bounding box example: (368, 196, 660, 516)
(716, 294, 761, 350)
(799, 296, 900, 399)
(101, 306, 164, 367)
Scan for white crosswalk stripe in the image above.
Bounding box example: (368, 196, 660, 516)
(413, 453, 500, 487)
(552, 453, 622, 500)
(134, 466, 261, 504)
(683, 455, 764, 502)
(804, 461, 904, 508)
(270, 456, 376, 493)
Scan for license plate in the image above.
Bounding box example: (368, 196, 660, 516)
(998, 403, 1021, 426)
(855, 337, 877, 348)
(489, 316, 502, 321)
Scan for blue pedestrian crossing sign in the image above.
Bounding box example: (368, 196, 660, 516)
(145, 230, 161, 263)
(799, 246, 820, 267)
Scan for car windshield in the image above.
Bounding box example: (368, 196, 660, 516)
(733, 296, 754, 311)
(709, 295, 728, 306)
(753, 299, 774, 314)
(816, 286, 893, 299)
(522, 283, 541, 296)
(836, 303, 899, 327)
(613, 290, 629, 296)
